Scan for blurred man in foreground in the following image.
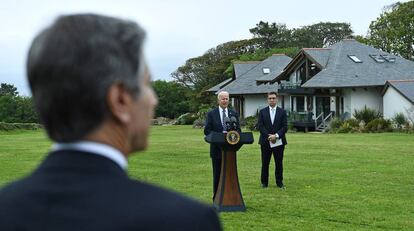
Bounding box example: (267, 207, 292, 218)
(0, 14, 221, 231)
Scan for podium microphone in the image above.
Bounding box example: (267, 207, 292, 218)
(230, 116, 238, 131)
(223, 117, 231, 131)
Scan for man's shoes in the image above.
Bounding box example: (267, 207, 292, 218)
(277, 183, 285, 189)
(261, 184, 268, 188)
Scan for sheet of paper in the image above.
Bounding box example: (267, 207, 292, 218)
(269, 138, 283, 148)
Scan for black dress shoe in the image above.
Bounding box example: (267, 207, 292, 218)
(261, 184, 268, 188)
(277, 183, 285, 189)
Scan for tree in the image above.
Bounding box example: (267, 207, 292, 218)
(0, 83, 18, 97)
(291, 22, 353, 48)
(368, 1, 414, 60)
(249, 21, 292, 49)
(172, 39, 259, 91)
(152, 80, 193, 119)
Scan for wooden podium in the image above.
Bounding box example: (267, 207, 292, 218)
(205, 131, 254, 212)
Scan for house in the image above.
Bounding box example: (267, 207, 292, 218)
(267, 39, 414, 129)
(209, 39, 414, 130)
(382, 80, 414, 120)
(207, 54, 292, 118)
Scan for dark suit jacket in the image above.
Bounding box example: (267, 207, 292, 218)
(0, 150, 221, 231)
(204, 107, 239, 159)
(258, 106, 288, 146)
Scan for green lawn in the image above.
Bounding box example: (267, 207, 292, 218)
(1, 127, 413, 230)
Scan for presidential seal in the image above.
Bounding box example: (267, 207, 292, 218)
(226, 130, 240, 145)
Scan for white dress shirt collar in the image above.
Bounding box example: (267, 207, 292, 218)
(52, 141, 128, 170)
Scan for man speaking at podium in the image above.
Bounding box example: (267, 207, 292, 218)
(204, 91, 240, 201)
(0, 14, 221, 231)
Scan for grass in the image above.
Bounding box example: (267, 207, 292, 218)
(1, 126, 413, 230)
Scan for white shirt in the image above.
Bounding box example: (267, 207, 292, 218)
(219, 107, 228, 125)
(52, 141, 128, 170)
(269, 106, 276, 125)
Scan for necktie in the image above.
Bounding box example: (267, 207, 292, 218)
(222, 109, 227, 130)
(271, 108, 275, 124)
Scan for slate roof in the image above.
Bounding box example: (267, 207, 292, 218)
(300, 39, 414, 88)
(219, 55, 292, 95)
(303, 48, 331, 68)
(385, 80, 414, 104)
(206, 78, 233, 92)
(255, 54, 293, 81)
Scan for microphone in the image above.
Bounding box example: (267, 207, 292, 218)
(230, 116, 238, 131)
(223, 117, 231, 131)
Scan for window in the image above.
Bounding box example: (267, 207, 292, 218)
(348, 55, 362, 63)
(263, 68, 270, 74)
(380, 54, 396, 63)
(369, 54, 385, 63)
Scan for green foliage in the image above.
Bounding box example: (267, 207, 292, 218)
(291, 22, 353, 48)
(249, 21, 292, 49)
(328, 118, 343, 131)
(0, 94, 39, 123)
(0, 83, 18, 97)
(353, 106, 382, 124)
(0, 122, 42, 131)
(174, 113, 198, 125)
(336, 118, 360, 133)
(249, 21, 353, 49)
(366, 118, 393, 132)
(392, 112, 407, 129)
(367, 1, 414, 60)
(241, 115, 258, 131)
(152, 80, 192, 119)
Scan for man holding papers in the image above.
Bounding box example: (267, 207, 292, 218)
(258, 92, 288, 189)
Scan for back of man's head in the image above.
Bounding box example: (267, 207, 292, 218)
(27, 14, 146, 142)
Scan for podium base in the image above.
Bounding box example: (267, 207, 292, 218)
(213, 204, 246, 212)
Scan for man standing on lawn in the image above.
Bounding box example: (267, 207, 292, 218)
(0, 13, 221, 231)
(258, 91, 288, 189)
(204, 91, 240, 200)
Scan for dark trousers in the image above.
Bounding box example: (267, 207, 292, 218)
(211, 157, 222, 200)
(260, 144, 285, 186)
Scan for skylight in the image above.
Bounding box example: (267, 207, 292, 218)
(369, 54, 385, 63)
(380, 54, 396, 63)
(348, 55, 362, 63)
(263, 68, 270, 74)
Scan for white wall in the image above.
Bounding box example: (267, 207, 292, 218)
(243, 94, 283, 117)
(342, 88, 382, 117)
(244, 95, 267, 117)
(383, 87, 413, 119)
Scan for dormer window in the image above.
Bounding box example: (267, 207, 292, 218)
(348, 55, 362, 63)
(263, 68, 270, 74)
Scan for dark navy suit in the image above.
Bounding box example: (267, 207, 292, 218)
(258, 106, 288, 186)
(0, 150, 221, 231)
(204, 107, 239, 199)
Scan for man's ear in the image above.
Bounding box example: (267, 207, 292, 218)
(106, 83, 133, 124)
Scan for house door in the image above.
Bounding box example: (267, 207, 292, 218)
(316, 97, 330, 118)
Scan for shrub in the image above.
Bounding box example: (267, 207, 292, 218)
(192, 118, 205, 129)
(174, 113, 198, 125)
(329, 118, 343, 132)
(243, 115, 258, 131)
(336, 118, 360, 133)
(0, 122, 42, 131)
(392, 112, 407, 129)
(353, 106, 381, 124)
(366, 118, 392, 132)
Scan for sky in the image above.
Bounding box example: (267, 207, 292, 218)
(0, 0, 401, 96)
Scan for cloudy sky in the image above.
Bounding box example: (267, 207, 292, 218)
(0, 0, 400, 96)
